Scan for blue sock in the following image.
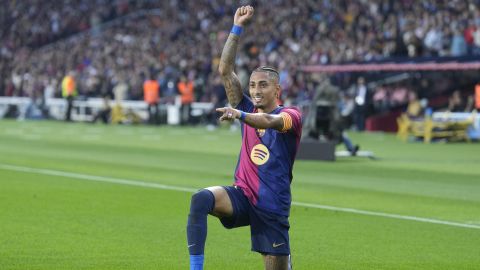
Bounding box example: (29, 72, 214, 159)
(186, 189, 215, 269)
(190, 254, 204, 270)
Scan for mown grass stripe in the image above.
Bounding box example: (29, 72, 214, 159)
(1, 163, 479, 230)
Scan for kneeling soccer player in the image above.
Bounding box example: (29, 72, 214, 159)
(186, 5, 302, 270)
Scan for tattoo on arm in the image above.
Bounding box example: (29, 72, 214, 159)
(219, 34, 243, 107)
(243, 113, 284, 131)
(222, 72, 242, 108)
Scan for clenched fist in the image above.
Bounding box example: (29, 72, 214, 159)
(234, 5, 254, 26)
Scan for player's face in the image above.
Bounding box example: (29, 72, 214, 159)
(249, 72, 279, 110)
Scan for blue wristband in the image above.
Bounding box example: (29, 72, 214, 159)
(239, 111, 247, 121)
(231, 25, 243, 36)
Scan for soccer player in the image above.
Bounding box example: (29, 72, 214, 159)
(186, 5, 302, 270)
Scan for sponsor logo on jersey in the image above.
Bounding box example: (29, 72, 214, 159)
(250, 144, 270, 165)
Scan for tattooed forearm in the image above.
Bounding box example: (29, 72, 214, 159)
(243, 113, 283, 130)
(221, 72, 242, 107)
(219, 34, 243, 107)
(219, 34, 240, 74)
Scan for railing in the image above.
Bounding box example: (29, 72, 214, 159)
(0, 97, 213, 124)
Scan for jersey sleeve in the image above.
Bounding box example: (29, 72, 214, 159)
(279, 107, 302, 137)
(235, 94, 255, 113)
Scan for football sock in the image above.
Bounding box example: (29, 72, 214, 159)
(189, 254, 204, 270)
(187, 189, 215, 269)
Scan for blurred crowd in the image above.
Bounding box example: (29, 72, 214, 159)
(0, 0, 142, 51)
(1, 0, 480, 123)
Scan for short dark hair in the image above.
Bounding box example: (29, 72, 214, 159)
(253, 66, 279, 83)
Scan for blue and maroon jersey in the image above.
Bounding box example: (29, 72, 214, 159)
(234, 95, 302, 216)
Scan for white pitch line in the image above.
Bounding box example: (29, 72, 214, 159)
(0, 163, 196, 193)
(291, 202, 480, 229)
(1, 163, 479, 230)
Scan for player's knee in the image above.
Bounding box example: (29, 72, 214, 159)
(189, 189, 215, 214)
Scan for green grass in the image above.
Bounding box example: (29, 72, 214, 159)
(0, 120, 479, 269)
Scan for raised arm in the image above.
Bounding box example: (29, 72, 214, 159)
(218, 6, 254, 108)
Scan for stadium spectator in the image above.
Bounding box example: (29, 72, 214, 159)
(474, 27, 480, 55)
(177, 74, 195, 125)
(465, 94, 474, 112)
(451, 28, 468, 56)
(464, 20, 477, 54)
(330, 85, 360, 155)
(406, 91, 423, 118)
(351, 77, 370, 131)
(61, 71, 77, 121)
(110, 76, 129, 123)
(91, 95, 111, 124)
(476, 84, 480, 109)
(143, 74, 160, 125)
(24, 91, 44, 120)
(424, 25, 444, 56)
(44, 78, 57, 111)
(373, 86, 391, 113)
(113, 75, 128, 104)
(448, 90, 467, 112)
(206, 76, 227, 130)
(339, 91, 355, 130)
(390, 85, 409, 106)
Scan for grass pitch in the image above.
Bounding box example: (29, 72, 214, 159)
(0, 120, 479, 269)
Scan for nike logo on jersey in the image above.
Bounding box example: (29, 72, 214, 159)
(187, 244, 196, 248)
(272, 242, 285, 248)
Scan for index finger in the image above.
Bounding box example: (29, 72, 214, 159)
(216, 108, 227, 113)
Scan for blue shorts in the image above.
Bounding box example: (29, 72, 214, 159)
(220, 185, 290, 256)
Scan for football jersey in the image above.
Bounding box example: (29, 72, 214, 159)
(234, 95, 302, 216)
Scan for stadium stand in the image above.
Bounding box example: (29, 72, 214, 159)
(1, 0, 480, 130)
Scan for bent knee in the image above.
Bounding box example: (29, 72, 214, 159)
(191, 189, 214, 203)
(206, 186, 233, 217)
(189, 189, 215, 214)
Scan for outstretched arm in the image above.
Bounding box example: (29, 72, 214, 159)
(216, 107, 288, 132)
(218, 6, 254, 108)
